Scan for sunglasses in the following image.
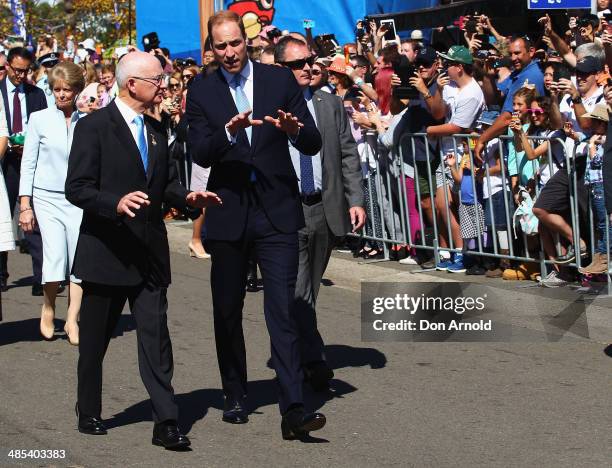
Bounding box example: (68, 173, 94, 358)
(279, 57, 315, 70)
(169, 83, 180, 89)
(0, 66, 5, 71)
(527, 108, 544, 115)
(182, 74, 194, 79)
(311, 69, 322, 76)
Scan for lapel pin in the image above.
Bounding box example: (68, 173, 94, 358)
(150, 134, 157, 146)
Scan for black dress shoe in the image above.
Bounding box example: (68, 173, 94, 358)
(246, 277, 258, 292)
(281, 406, 326, 440)
(76, 403, 107, 435)
(152, 421, 191, 450)
(303, 361, 334, 392)
(32, 284, 43, 296)
(222, 397, 249, 424)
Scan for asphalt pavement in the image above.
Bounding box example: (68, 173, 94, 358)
(0, 222, 610, 467)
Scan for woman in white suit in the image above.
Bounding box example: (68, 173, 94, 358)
(18, 62, 85, 343)
(0, 98, 14, 321)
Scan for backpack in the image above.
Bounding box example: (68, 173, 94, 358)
(512, 187, 538, 238)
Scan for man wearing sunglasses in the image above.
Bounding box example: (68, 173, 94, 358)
(186, 10, 325, 440)
(0, 47, 47, 295)
(275, 36, 365, 392)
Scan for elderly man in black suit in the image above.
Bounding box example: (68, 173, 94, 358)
(186, 10, 326, 440)
(274, 37, 365, 391)
(0, 47, 46, 295)
(66, 51, 220, 449)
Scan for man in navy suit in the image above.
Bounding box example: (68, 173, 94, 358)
(186, 10, 326, 440)
(0, 47, 46, 295)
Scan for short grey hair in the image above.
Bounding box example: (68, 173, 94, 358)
(575, 43, 605, 63)
(115, 51, 161, 89)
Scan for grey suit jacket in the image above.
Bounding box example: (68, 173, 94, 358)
(311, 89, 364, 236)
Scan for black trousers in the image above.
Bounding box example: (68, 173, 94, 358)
(206, 199, 303, 414)
(77, 279, 178, 423)
(1, 152, 43, 284)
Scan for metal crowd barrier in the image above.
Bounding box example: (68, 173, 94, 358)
(349, 130, 612, 292)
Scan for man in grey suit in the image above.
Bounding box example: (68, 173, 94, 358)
(275, 37, 365, 391)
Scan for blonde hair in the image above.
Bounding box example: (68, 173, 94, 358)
(49, 62, 85, 93)
(82, 61, 97, 86)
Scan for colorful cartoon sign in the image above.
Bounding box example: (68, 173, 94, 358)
(227, 0, 276, 39)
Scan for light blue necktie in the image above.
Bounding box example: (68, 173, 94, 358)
(133, 115, 148, 172)
(232, 73, 256, 182)
(232, 74, 251, 143)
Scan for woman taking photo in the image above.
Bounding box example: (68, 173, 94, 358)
(18, 62, 85, 344)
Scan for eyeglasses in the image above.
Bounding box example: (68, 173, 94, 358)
(527, 108, 544, 115)
(279, 57, 315, 70)
(132, 74, 166, 87)
(8, 64, 29, 76)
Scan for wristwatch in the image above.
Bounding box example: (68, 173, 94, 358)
(423, 92, 432, 100)
(571, 95, 582, 104)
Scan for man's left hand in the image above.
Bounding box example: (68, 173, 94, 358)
(186, 191, 223, 208)
(349, 206, 366, 232)
(264, 109, 304, 136)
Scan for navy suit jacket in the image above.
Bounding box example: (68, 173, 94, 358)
(186, 62, 322, 241)
(0, 78, 47, 134)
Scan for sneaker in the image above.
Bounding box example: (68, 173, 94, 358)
(435, 259, 453, 270)
(399, 256, 419, 265)
(447, 254, 466, 273)
(554, 244, 587, 264)
(466, 264, 486, 275)
(539, 270, 568, 288)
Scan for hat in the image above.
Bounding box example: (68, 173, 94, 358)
(79, 38, 95, 51)
(39, 52, 59, 68)
(438, 45, 473, 65)
(575, 56, 603, 74)
(415, 46, 437, 66)
(410, 30, 423, 41)
(582, 104, 609, 122)
(315, 56, 331, 67)
(327, 55, 348, 75)
(493, 57, 512, 69)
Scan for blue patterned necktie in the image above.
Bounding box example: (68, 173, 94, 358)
(300, 96, 316, 195)
(133, 115, 148, 172)
(232, 74, 251, 143)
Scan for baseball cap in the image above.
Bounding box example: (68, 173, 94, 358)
(575, 56, 603, 74)
(39, 52, 59, 68)
(438, 45, 473, 65)
(415, 46, 437, 66)
(79, 38, 95, 51)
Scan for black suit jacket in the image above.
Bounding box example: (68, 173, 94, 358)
(186, 62, 322, 241)
(0, 78, 47, 133)
(65, 101, 190, 287)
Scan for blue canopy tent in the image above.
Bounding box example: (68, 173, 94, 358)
(135, 0, 440, 59)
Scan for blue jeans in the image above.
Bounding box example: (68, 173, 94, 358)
(590, 183, 612, 254)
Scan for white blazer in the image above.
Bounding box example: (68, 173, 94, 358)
(19, 107, 79, 196)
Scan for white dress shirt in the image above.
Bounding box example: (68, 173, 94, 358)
(6, 78, 27, 133)
(114, 96, 147, 148)
(221, 60, 254, 142)
(289, 88, 322, 193)
(19, 107, 79, 195)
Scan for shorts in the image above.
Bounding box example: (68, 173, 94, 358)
(533, 163, 588, 215)
(415, 158, 439, 197)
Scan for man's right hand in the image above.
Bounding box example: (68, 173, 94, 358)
(117, 191, 151, 217)
(226, 110, 263, 137)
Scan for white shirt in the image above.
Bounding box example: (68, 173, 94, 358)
(440, 78, 485, 154)
(221, 60, 254, 143)
(482, 138, 509, 199)
(560, 86, 604, 156)
(289, 88, 322, 193)
(114, 96, 147, 148)
(6, 78, 27, 134)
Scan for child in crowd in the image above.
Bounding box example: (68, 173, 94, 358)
(577, 104, 610, 275)
(446, 140, 485, 274)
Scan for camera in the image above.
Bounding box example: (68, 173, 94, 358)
(142, 32, 160, 53)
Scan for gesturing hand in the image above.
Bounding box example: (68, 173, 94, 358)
(264, 109, 304, 136)
(226, 110, 264, 137)
(538, 14, 552, 36)
(117, 191, 151, 217)
(186, 191, 223, 208)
